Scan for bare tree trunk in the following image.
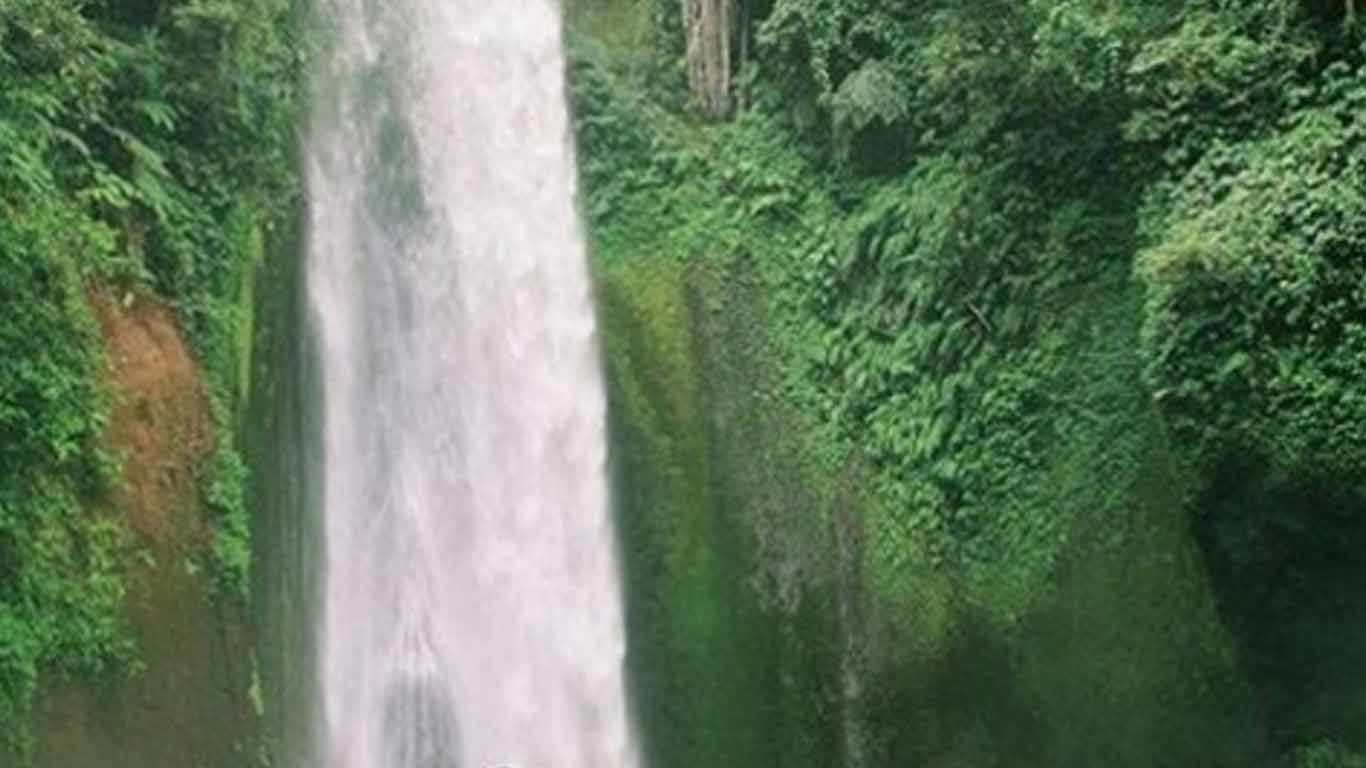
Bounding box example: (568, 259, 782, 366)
(683, 0, 734, 118)
(736, 0, 750, 112)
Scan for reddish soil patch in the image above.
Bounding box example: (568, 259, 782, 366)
(90, 289, 214, 547)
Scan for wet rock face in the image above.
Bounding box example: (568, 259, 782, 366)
(382, 680, 461, 768)
(32, 291, 258, 768)
(1194, 462, 1366, 750)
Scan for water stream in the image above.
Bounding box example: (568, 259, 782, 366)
(303, 2, 638, 766)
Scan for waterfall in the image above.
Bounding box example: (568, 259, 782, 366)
(303, 2, 638, 767)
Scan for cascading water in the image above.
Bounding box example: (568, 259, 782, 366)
(304, 2, 638, 767)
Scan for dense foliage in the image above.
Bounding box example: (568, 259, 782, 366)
(0, 0, 299, 753)
(570, 0, 1366, 764)
(0, 232, 126, 752)
(1140, 61, 1366, 482)
(5, 0, 1364, 763)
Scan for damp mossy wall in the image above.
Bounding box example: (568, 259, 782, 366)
(571, 6, 1275, 762)
(593, 239, 1259, 768)
(598, 255, 847, 768)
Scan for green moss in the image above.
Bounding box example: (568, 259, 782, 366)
(573, 18, 1274, 763)
(234, 209, 266, 421)
(243, 200, 321, 768)
(1014, 353, 1253, 765)
(599, 251, 847, 768)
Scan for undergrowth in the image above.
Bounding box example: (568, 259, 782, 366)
(571, 1, 1366, 763)
(0, 0, 301, 754)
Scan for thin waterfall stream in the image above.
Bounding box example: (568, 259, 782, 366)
(303, 2, 639, 766)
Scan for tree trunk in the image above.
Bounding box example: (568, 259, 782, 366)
(736, 0, 750, 112)
(683, 0, 734, 119)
